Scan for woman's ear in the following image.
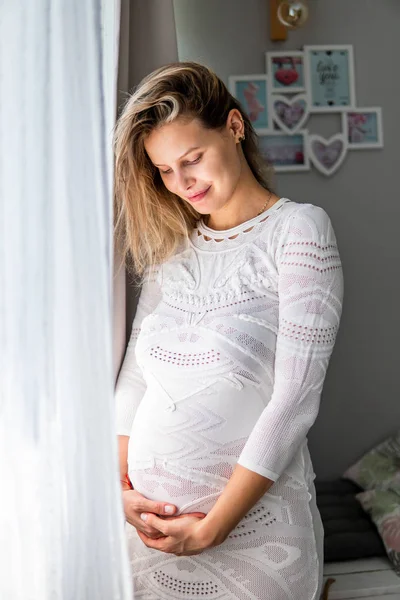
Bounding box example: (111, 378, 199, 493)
(227, 108, 245, 142)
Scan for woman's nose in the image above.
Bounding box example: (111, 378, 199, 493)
(176, 170, 195, 191)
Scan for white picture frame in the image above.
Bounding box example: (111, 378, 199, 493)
(266, 51, 306, 94)
(257, 129, 310, 172)
(304, 44, 356, 113)
(342, 107, 384, 149)
(307, 132, 348, 176)
(228, 74, 271, 131)
(270, 93, 309, 135)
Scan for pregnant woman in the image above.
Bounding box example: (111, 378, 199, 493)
(113, 61, 344, 600)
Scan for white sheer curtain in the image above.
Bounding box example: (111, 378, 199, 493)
(0, 2, 132, 599)
(113, 0, 130, 379)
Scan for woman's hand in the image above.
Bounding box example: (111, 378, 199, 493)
(122, 489, 179, 540)
(136, 512, 211, 556)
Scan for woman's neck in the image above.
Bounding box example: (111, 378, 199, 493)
(204, 186, 276, 230)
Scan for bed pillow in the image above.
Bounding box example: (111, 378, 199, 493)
(342, 429, 400, 492)
(355, 488, 400, 575)
(315, 479, 386, 562)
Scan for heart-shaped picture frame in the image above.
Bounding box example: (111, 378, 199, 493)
(307, 133, 348, 176)
(271, 94, 309, 135)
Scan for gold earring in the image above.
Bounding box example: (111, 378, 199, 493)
(238, 117, 245, 142)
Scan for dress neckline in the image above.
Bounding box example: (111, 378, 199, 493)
(188, 197, 291, 254)
(198, 197, 288, 235)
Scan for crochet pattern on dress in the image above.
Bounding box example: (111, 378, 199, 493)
(115, 198, 344, 599)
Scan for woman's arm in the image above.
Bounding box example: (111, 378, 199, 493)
(118, 435, 132, 490)
(197, 464, 274, 546)
(235, 205, 343, 481)
(114, 267, 162, 436)
(138, 465, 274, 552)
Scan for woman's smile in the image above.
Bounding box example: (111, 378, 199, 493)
(187, 186, 211, 202)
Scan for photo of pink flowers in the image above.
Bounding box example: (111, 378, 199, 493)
(228, 75, 270, 131)
(342, 108, 383, 149)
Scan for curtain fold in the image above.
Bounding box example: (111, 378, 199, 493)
(0, 1, 132, 598)
(113, 0, 130, 380)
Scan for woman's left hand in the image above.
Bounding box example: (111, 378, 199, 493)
(136, 512, 213, 556)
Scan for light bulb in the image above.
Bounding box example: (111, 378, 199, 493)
(277, 1, 309, 29)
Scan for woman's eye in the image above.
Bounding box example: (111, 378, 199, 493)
(159, 155, 201, 175)
(186, 155, 202, 166)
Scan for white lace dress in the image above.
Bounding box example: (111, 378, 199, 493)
(115, 197, 344, 600)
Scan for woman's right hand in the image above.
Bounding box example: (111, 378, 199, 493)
(122, 489, 179, 539)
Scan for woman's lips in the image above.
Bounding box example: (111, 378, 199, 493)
(188, 186, 211, 202)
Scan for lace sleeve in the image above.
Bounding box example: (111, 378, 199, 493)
(237, 204, 344, 480)
(114, 266, 163, 436)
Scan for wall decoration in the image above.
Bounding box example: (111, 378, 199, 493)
(228, 75, 270, 130)
(231, 42, 383, 177)
(258, 130, 310, 172)
(266, 51, 306, 93)
(342, 107, 384, 149)
(271, 93, 309, 134)
(304, 45, 356, 112)
(276, 1, 309, 30)
(307, 133, 348, 176)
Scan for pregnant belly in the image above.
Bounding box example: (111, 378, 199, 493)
(128, 459, 227, 514)
(127, 379, 267, 513)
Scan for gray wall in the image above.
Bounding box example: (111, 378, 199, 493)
(173, 0, 400, 480)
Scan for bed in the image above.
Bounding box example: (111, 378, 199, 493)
(316, 480, 400, 599)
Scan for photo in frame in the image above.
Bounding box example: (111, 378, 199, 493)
(257, 129, 310, 172)
(266, 51, 306, 93)
(228, 75, 270, 130)
(307, 133, 348, 177)
(271, 94, 309, 135)
(304, 45, 356, 112)
(342, 107, 384, 148)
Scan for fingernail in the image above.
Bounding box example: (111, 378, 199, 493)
(140, 513, 147, 521)
(164, 505, 175, 514)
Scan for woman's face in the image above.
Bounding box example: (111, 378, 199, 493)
(144, 113, 243, 215)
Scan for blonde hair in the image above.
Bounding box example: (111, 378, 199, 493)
(113, 61, 272, 284)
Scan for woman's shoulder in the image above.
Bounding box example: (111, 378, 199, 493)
(270, 198, 340, 268)
(278, 198, 331, 224)
(274, 198, 336, 241)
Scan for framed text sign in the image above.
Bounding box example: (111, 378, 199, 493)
(304, 45, 356, 112)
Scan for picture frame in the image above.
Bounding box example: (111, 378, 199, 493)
(257, 129, 310, 172)
(270, 93, 309, 135)
(228, 74, 271, 131)
(304, 45, 356, 112)
(306, 132, 348, 177)
(266, 51, 306, 94)
(342, 107, 384, 149)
